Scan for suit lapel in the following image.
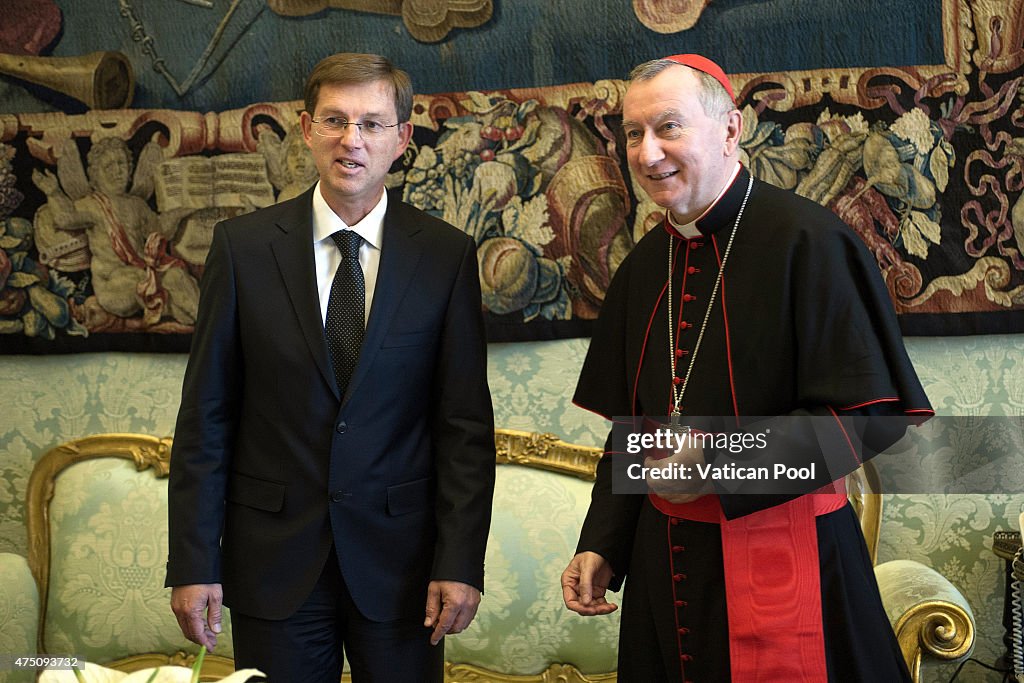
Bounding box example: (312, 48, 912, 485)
(342, 198, 423, 404)
(270, 187, 339, 398)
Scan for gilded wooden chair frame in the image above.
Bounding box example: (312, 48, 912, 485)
(25, 433, 236, 680)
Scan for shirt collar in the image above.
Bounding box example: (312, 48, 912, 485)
(664, 162, 745, 239)
(311, 181, 386, 249)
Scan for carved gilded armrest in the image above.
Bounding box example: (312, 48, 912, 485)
(874, 559, 975, 683)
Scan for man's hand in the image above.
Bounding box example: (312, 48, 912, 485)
(644, 439, 711, 504)
(561, 551, 617, 616)
(170, 583, 223, 650)
(424, 580, 481, 646)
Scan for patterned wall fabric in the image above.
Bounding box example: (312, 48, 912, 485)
(0, 335, 1022, 681)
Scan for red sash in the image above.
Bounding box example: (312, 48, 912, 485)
(651, 487, 846, 682)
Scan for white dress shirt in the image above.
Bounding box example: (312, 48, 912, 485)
(311, 182, 384, 326)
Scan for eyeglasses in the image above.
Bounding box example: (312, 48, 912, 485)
(311, 116, 401, 138)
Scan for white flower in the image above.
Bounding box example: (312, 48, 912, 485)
(121, 668, 190, 682)
(40, 663, 126, 683)
(843, 112, 869, 136)
(41, 663, 263, 683)
(890, 108, 935, 154)
(122, 667, 264, 683)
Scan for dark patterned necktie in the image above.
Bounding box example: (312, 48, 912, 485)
(326, 230, 365, 396)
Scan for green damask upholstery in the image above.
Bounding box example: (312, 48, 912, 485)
(447, 464, 619, 676)
(0, 552, 37, 683)
(25, 435, 236, 678)
(42, 456, 234, 663)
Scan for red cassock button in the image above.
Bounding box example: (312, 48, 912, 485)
(671, 518, 679, 526)
(673, 573, 686, 582)
(687, 266, 699, 274)
(674, 599, 685, 607)
(673, 376, 682, 385)
(678, 627, 690, 635)
(681, 321, 692, 329)
(690, 241, 703, 250)
(672, 545, 685, 553)
(676, 349, 688, 357)
(683, 294, 696, 302)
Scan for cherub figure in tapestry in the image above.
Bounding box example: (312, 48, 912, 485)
(31, 136, 199, 331)
(258, 123, 319, 203)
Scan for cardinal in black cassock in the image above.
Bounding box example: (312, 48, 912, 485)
(561, 54, 932, 683)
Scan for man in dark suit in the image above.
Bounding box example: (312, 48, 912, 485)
(166, 52, 496, 682)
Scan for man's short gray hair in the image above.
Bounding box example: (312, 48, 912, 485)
(629, 59, 735, 120)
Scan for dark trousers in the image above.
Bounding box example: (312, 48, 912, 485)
(231, 553, 444, 683)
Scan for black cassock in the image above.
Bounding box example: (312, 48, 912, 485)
(574, 167, 931, 682)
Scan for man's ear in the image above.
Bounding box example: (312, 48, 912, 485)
(723, 108, 743, 157)
(300, 111, 315, 149)
(395, 121, 414, 157)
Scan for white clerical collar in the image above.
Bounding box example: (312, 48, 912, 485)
(667, 162, 742, 238)
(311, 182, 386, 250)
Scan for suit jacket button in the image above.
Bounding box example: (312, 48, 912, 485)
(331, 491, 345, 502)
(336, 421, 347, 434)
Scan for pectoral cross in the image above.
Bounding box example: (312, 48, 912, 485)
(669, 412, 690, 435)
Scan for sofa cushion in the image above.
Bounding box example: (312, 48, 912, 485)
(0, 552, 38, 683)
(446, 464, 620, 675)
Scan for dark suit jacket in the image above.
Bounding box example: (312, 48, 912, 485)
(166, 187, 496, 622)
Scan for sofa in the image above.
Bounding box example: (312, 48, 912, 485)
(0, 429, 974, 682)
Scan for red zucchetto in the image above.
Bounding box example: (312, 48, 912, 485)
(664, 53, 735, 102)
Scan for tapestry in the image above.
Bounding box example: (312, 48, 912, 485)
(0, 0, 1022, 352)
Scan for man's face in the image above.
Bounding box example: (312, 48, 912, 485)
(622, 66, 737, 224)
(301, 80, 412, 223)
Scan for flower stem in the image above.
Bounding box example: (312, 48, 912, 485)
(190, 647, 207, 683)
